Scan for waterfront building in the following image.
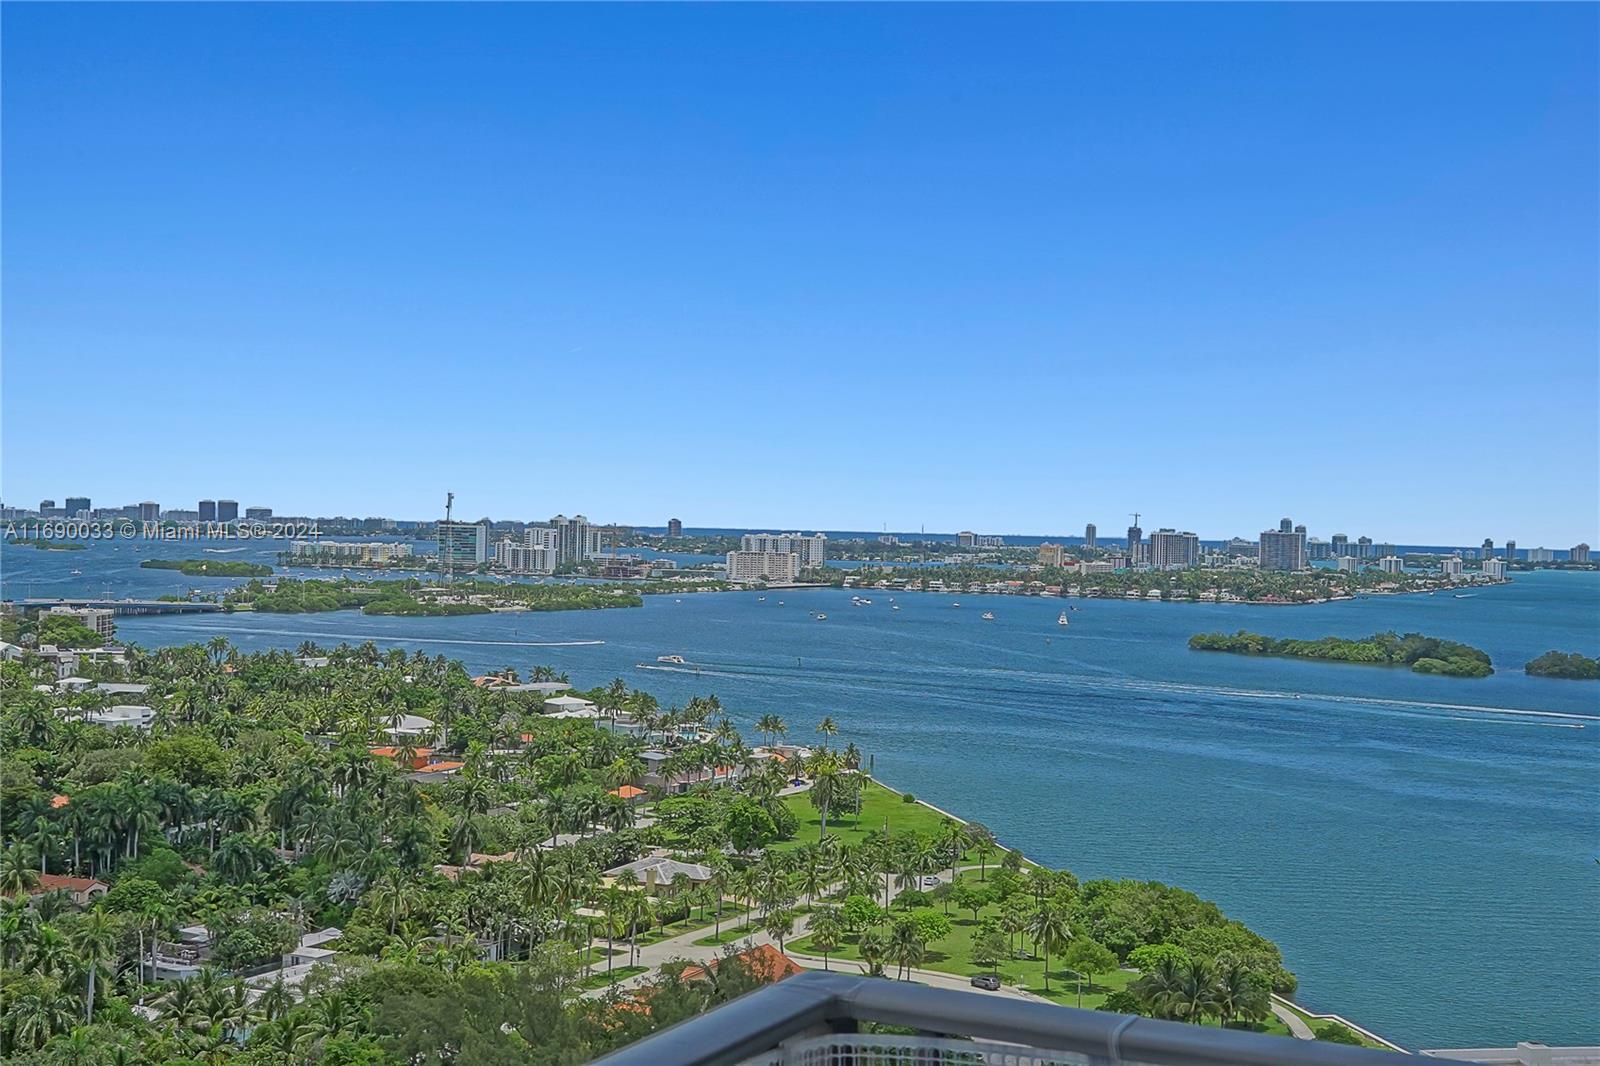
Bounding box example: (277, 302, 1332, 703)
(1125, 524, 1143, 564)
(1375, 543, 1396, 559)
(1337, 556, 1364, 572)
(1084, 523, 1097, 548)
(1148, 529, 1200, 570)
(245, 506, 272, 521)
(65, 496, 91, 517)
(667, 518, 683, 537)
(217, 500, 239, 522)
(1504, 539, 1517, 561)
(957, 531, 976, 548)
(1306, 537, 1332, 560)
(438, 521, 489, 570)
(1258, 522, 1307, 571)
(741, 532, 827, 569)
(548, 514, 600, 567)
(1482, 557, 1507, 578)
(1037, 542, 1065, 567)
(291, 540, 414, 566)
(1482, 538, 1494, 559)
(494, 538, 556, 574)
(38, 499, 56, 512)
(139, 501, 160, 523)
(1572, 543, 1591, 563)
(725, 550, 800, 584)
(1440, 556, 1464, 578)
(198, 500, 217, 522)
(1082, 559, 1119, 573)
(1378, 556, 1405, 574)
(1356, 535, 1373, 558)
(1331, 533, 1349, 556)
(44, 606, 115, 640)
(1526, 546, 1556, 563)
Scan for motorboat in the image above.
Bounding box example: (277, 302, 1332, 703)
(981, 611, 995, 621)
(657, 654, 687, 665)
(1058, 611, 1069, 626)
(815, 612, 828, 620)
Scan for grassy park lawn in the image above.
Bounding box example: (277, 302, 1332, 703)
(778, 780, 1006, 866)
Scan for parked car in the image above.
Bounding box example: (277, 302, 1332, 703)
(920, 876, 941, 889)
(970, 974, 1002, 991)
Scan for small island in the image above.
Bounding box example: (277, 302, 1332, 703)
(140, 558, 274, 577)
(4, 537, 87, 550)
(1524, 651, 1600, 680)
(1189, 630, 1494, 678)
(224, 577, 645, 615)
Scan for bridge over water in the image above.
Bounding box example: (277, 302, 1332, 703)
(8, 597, 223, 616)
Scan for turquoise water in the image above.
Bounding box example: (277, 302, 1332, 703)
(6, 539, 1597, 1048)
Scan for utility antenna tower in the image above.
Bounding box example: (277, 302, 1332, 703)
(443, 492, 455, 586)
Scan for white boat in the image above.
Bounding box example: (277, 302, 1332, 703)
(981, 611, 995, 621)
(815, 612, 828, 620)
(952, 602, 961, 607)
(1058, 611, 1069, 626)
(757, 596, 766, 601)
(777, 600, 784, 605)
(70, 569, 83, 576)
(657, 654, 687, 665)
(891, 605, 901, 611)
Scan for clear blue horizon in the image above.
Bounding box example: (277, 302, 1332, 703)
(3, 4, 1596, 544)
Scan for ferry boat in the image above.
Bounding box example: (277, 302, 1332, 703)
(981, 611, 995, 621)
(1058, 611, 1069, 626)
(657, 654, 687, 665)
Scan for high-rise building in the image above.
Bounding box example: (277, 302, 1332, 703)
(438, 520, 489, 571)
(1331, 533, 1349, 557)
(725, 550, 800, 584)
(1482, 538, 1494, 559)
(1259, 521, 1307, 572)
(548, 514, 598, 568)
(1306, 538, 1332, 560)
(1504, 539, 1517, 561)
(1126, 524, 1143, 564)
(39, 499, 56, 511)
(1337, 556, 1364, 572)
(65, 496, 91, 516)
(139, 501, 161, 523)
(741, 533, 827, 569)
(1526, 547, 1556, 563)
(1572, 543, 1591, 564)
(217, 500, 239, 522)
(1356, 535, 1373, 558)
(495, 538, 556, 573)
(1482, 557, 1507, 578)
(245, 507, 272, 521)
(198, 500, 217, 522)
(957, 531, 977, 548)
(1084, 523, 1097, 549)
(1037, 543, 1065, 567)
(1148, 529, 1200, 570)
(1378, 556, 1405, 574)
(1440, 557, 1464, 578)
(667, 518, 683, 537)
(1293, 524, 1307, 536)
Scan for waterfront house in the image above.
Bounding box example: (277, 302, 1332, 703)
(604, 855, 712, 897)
(543, 695, 597, 715)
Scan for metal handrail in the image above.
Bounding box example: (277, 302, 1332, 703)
(592, 971, 1442, 1066)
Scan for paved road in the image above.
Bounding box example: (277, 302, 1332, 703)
(1272, 1003, 1315, 1040)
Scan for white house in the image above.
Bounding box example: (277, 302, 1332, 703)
(543, 695, 596, 715)
(83, 705, 156, 730)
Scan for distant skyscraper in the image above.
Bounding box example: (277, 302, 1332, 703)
(139, 501, 160, 523)
(1481, 557, 1507, 578)
(1504, 539, 1517, 561)
(1356, 535, 1373, 558)
(1037, 542, 1065, 567)
(217, 500, 239, 522)
(1572, 543, 1591, 564)
(1482, 538, 1494, 559)
(667, 518, 683, 537)
(1148, 529, 1200, 570)
(1331, 533, 1349, 557)
(1293, 524, 1306, 536)
(1126, 524, 1143, 563)
(1084, 523, 1097, 548)
(1378, 556, 1405, 574)
(742, 532, 827, 569)
(438, 521, 490, 570)
(1526, 547, 1556, 563)
(1259, 520, 1307, 571)
(957, 531, 977, 548)
(65, 496, 91, 516)
(245, 507, 272, 521)
(549, 514, 601, 567)
(198, 500, 217, 522)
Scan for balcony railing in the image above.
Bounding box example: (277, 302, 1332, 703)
(593, 971, 1443, 1066)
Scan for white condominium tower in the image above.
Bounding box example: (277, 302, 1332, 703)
(741, 532, 827, 569)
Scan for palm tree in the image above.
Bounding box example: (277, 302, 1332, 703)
(815, 716, 838, 748)
(1026, 899, 1072, 992)
(1175, 958, 1220, 1024)
(0, 846, 39, 897)
(1132, 956, 1187, 1020)
(761, 908, 794, 954)
(808, 906, 845, 970)
(889, 918, 926, 980)
(70, 908, 119, 1022)
(857, 924, 890, 977)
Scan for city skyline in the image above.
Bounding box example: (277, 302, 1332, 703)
(4, 5, 1596, 544)
(5, 489, 1592, 550)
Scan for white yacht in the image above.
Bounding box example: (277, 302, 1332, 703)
(981, 611, 995, 621)
(657, 654, 687, 665)
(1058, 611, 1069, 626)
(815, 612, 828, 620)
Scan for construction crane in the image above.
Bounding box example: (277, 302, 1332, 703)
(443, 492, 455, 586)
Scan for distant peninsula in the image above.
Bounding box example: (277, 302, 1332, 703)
(1188, 630, 1494, 678)
(1524, 651, 1600, 680)
(5, 538, 86, 551)
(140, 558, 274, 577)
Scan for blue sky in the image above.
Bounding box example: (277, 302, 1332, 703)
(4, 4, 1595, 544)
